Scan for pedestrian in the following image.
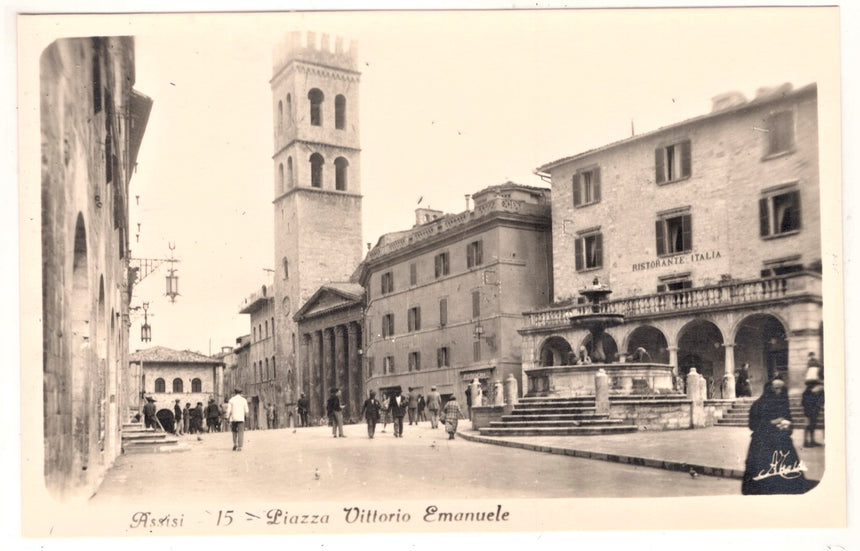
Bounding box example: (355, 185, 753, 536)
(735, 363, 752, 397)
(806, 352, 823, 382)
(464, 385, 472, 418)
(273, 403, 280, 429)
(389, 389, 407, 438)
(417, 394, 427, 422)
(220, 399, 230, 432)
(266, 402, 275, 430)
(190, 402, 204, 440)
(441, 394, 462, 440)
(741, 378, 815, 495)
(205, 399, 221, 432)
(173, 399, 183, 435)
(327, 387, 345, 438)
(802, 382, 824, 448)
(143, 397, 157, 430)
(380, 392, 391, 433)
(182, 402, 191, 435)
(407, 387, 418, 425)
(226, 388, 249, 451)
(360, 390, 381, 439)
(426, 386, 442, 429)
(297, 393, 309, 427)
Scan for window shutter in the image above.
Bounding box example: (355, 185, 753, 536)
(573, 173, 581, 206)
(410, 263, 417, 285)
(680, 140, 692, 178)
(476, 241, 483, 265)
(472, 290, 480, 318)
(655, 220, 665, 256)
(593, 168, 601, 202)
(416, 308, 421, 330)
(655, 148, 665, 183)
(437, 348, 442, 368)
(594, 233, 603, 268)
(467, 243, 474, 267)
(681, 214, 692, 251)
(434, 255, 441, 278)
(440, 298, 447, 326)
(575, 237, 583, 271)
(759, 198, 770, 236)
(790, 190, 801, 230)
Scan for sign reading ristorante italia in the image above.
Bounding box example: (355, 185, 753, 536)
(632, 250, 722, 272)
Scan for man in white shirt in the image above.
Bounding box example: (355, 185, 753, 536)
(226, 388, 249, 451)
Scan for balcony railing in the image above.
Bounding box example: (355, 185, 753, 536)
(524, 271, 821, 329)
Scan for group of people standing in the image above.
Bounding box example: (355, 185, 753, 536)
(358, 386, 461, 440)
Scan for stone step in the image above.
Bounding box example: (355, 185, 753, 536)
(122, 437, 188, 454)
(511, 406, 598, 414)
(519, 396, 596, 403)
(122, 431, 172, 441)
(489, 419, 628, 428)
(501, 413, 607, 422)
(479, 425, 638, 437)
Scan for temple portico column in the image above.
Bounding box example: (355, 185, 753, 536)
(312, 330, 323, 418)
(323, 328, 335, 398)
(347, 322, 361, 419)
(334, 325, 348, 412)
(722, 343, 736, 399)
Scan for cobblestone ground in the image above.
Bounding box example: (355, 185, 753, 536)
(92, 421, 740, 505)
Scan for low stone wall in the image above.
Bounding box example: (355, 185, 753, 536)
(609, 400, 692, 430)
(470, 405, 506, 430)
(703, 399, 733, 426)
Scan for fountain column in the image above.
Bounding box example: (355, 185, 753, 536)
(722, 343, 736, 399)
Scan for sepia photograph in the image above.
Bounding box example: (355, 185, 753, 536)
(10, 2, 853, 544)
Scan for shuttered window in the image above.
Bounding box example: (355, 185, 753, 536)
(655, 213, 692, 255)
(760, 189, 801, 237)
(573, 167, 602, 207)
(575, 232, 603, 271)
(655, 140, 692, 184)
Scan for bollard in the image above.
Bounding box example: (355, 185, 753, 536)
(686, 368, 705, 427)
(595, 369, 610, 415)
(503, 373, 519, 413)
(493, 379, 504, 406)
(470, 378, 483, 408)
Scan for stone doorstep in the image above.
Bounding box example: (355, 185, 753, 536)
(512, 407, 598, 414)
(479, 426, 637, 436)
(123, 443, 192, 454)
(122, 432, 172, 441)
(501, 413, 607, 421)
(489, 419, 628, 427)
(458, 431, 746, 480)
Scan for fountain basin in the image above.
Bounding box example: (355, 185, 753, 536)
(526, 362, 675, 397)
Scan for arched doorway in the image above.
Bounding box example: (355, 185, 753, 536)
(677, 320, 724, 398)
(538, 336, 573, 366)
(71, 214, 91, 483)
(734, 314, 789, 396)
(626, 325, 670, 363)
(156, 408, 175, 433)
(580, 333, 619, 363)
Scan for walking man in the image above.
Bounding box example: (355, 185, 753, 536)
(361, 390, 382, 439)
(417, 394, 427, 422)
(407, 387, 418, 425)
(390, 389, 407, 438)
(297, 393, 309, 427)
(182, 402, 191, 435)
(442, 394, 462, 440)
(226, 388, 249, 451)
(205, 399, 221, 432)
(143, 397, 157, 430)
(266, 402, 275, 430)
(173, 399, 183, 435)
(327, 388, 345, 438)
(426, 386, 442, 429)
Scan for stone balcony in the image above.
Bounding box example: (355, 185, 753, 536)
(523, 271, 822, 331)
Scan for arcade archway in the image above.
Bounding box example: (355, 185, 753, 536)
(678, 320, 724, 397)
(734, 314, 789, 396)
(626, 325, 670, 364)
(538, 336, 573, 366)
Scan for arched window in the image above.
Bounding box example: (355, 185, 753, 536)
(308, 88, 324, 126)
(265, 320, 269, 338)
(278, 163, 284, 193)
(286, 94, 292, 126)
(155, 378, 166, 393)
(173, 378, 183, 393)
(335, 95, 346, 130)
(265, 358, 269, 380)
(283, 257, 289, 280)
(191, 378, 202, 392)
(287, 157, 294, 188)
(278, 100, 283, 131)
(310, 153, 324, 188)
(272, 356, 276, 379)
(335, 157, 349, 191)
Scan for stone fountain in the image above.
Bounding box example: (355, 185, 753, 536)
(571, 278, 625, 362)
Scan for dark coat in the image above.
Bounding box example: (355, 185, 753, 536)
(389, 395, 407, 418)
(361, 398, 381, 422)
(326, 395, 342, 416)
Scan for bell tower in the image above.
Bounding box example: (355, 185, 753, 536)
(270, 31, 363, 404)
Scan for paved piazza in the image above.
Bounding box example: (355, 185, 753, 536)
(92, 422, 740, 504)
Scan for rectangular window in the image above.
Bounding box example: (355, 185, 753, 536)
(655, 140, 692, 184)
(408, 351, 421, 372)
(657, 279, 692, 293)
(573, 167, 601, 207)
(409, 263, 417, 285)
(466, 240, 483, 268)
(471, 290, 481, 319)
(655, 211, 692, 255)
(407, 306, 422, 332)
(380, 271, 394, 295)
(473, 340, 481, 362)
(437, 347, 450, 368)
(575, 231, 603, 271)
(760, 188, 801, 237)
(764, 111, 795, 157)
(367, 356, 375, 378)
(434, 252, 450, 278)
(381, 313, 395, 338)
(439, 298, 448, 327)
(383, 356, 395, 374)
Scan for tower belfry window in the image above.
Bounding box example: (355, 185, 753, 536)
(335, 157, 349, 191)
(309, 88, 324, 127)
(310, 153, 324, 188)
(335, 95, 346, 130)
(287, 157, 294, 188)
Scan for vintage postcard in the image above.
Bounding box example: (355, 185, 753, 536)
(13, 5, 849, 544)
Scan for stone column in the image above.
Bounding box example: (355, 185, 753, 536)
(686, 368, 705, 428)
(594, 368, 610, 416)
(300, 333, 311, 399)
(668, 346, 679, 375)
(334, 325, 347, 414)
(722, 343, 736, 399)
(503, 373, 519, 414)
(323, 328, 335, 399)
(311, 330, 323, 419)
(347, 322, 361, 421)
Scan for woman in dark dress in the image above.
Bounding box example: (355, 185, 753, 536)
(741, 378, 815, 495)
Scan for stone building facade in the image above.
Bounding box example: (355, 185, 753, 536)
(359, 183, 553, 405)
(238, 283, 283, 428)
(525, 83, 821, 398)
(129, 346, 225, 427)
(40, 36, 151, 499)
(268, 31, 364, 420)
(294, 284, 364, 421)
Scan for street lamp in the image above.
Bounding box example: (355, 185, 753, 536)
(165, 242, 180, 303)
(141, 302, 152, 342)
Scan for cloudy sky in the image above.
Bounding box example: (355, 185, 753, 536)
(23, 8, 843, 355)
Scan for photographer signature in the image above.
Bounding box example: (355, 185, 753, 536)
(753, 450, 807, 481)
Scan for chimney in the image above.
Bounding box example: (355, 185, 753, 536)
(710, 91, 747, 112)
(465, 194, 471, 211)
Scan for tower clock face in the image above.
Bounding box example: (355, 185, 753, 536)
(282, 296, 291, 316)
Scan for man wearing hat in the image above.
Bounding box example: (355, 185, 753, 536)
(173, 399, 183, 435)
(426, 385, 442, 429)
(143, 397, 157, 430)
(326, 387, 345, 438)
(226, 388, 249, 451)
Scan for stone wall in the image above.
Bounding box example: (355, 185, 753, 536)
(609, 401, 693, 431)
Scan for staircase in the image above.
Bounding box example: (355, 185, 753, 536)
(478, 396, 638, 437)
(716, 397, 825, 428)
(121, 423, 188, 454)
